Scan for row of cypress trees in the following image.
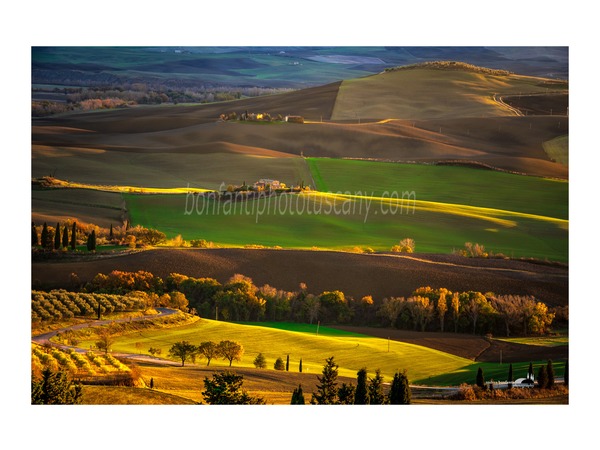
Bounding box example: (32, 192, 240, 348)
(291, 356, 411, 405)
(32, 221, 96, 252)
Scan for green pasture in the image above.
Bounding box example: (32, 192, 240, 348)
(124, 187, 568, 261)
(241, 322, 367, 337)
(306, 158, 568, 220)
(494, 335, 569, 347)
(77, 318, 473, 382)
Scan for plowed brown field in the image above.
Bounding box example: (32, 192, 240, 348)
(32, 248, 568, 307)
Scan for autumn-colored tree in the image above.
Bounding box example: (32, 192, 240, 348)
(437, 292, 448, 332)
(408, 296, 434, 332)
(451, 292, 461, 333)
(95, 327, 115, 354)
(529, 302, 555, 334)
(198, 341, 221, 366)
(219, 340, 244, 367)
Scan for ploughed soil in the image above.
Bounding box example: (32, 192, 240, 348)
(32, 248, 568, 307)
(500, 93, 568, 116)
(329, 326, 568, 363)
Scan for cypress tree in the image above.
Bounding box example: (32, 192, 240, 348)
(299, 358, 302, 373)
(564, 360, 568, 386)
(547, 360, 555, 388)
(388, 370, 411, 405)
(508, 363, 513, 388)
(62, 224, 69, 249)
(41, 222, 51, 250)
(368, 369, 386, 404)
(32, 222, 39, 247)
(70, 222, 77, 250)
(537, 365, 548, 389)
(354, 367, 369, 405)
(337, 383, 356, 405)
(290, 384, 305, 405)
(528, 362, 534, 381)
(476, 367, 485, 388)
(86, 230, 96, 252)
(109, 224, 114, 240)
(310, 356, 339, 404)
(54, 222, 61, 250)
(286, 354, 289, 371)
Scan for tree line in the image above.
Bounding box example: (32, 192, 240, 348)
(81, 270, 562, 337)
(32, 220, 167, 255)
(167, 340, 244, 367)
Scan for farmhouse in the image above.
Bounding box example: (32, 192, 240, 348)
(254, 179, 282, 190)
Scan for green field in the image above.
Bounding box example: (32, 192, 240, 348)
(121, 158, 567, 261)
(307, 158, 568, 219)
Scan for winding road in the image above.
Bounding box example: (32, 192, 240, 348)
(32, 307, 182, 366)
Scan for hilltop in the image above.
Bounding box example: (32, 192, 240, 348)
(383, 60, 513, 76)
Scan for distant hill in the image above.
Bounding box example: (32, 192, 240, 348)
(32, 47, 568, 91)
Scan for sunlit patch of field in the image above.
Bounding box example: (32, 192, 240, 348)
(542, 135, 568, 166)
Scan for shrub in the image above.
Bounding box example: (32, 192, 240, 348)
(254, 353, 267, 369)
(391, 238, 415, 253)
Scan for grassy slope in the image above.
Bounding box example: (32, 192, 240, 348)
(331, 69, 560, 120)
(306, 158, 568, 219)
(124, 187, 567, 262)
(76, 317, 472, 383)
(542, 135, 569, 166)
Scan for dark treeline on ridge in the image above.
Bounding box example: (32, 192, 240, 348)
(55, 269, 564, 337)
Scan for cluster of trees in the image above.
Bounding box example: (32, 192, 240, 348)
(80, 269, 561, 336)
(306, 357, 410, 405)
(31, 290, 149, 323)
(201, 371, 265, 405)
(31, 368, 83, 404)
(377, 287, 557, 336)
(32, 220, 167, 254)
(167, 340, 243, 367)
(32, 82, 289, 117)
